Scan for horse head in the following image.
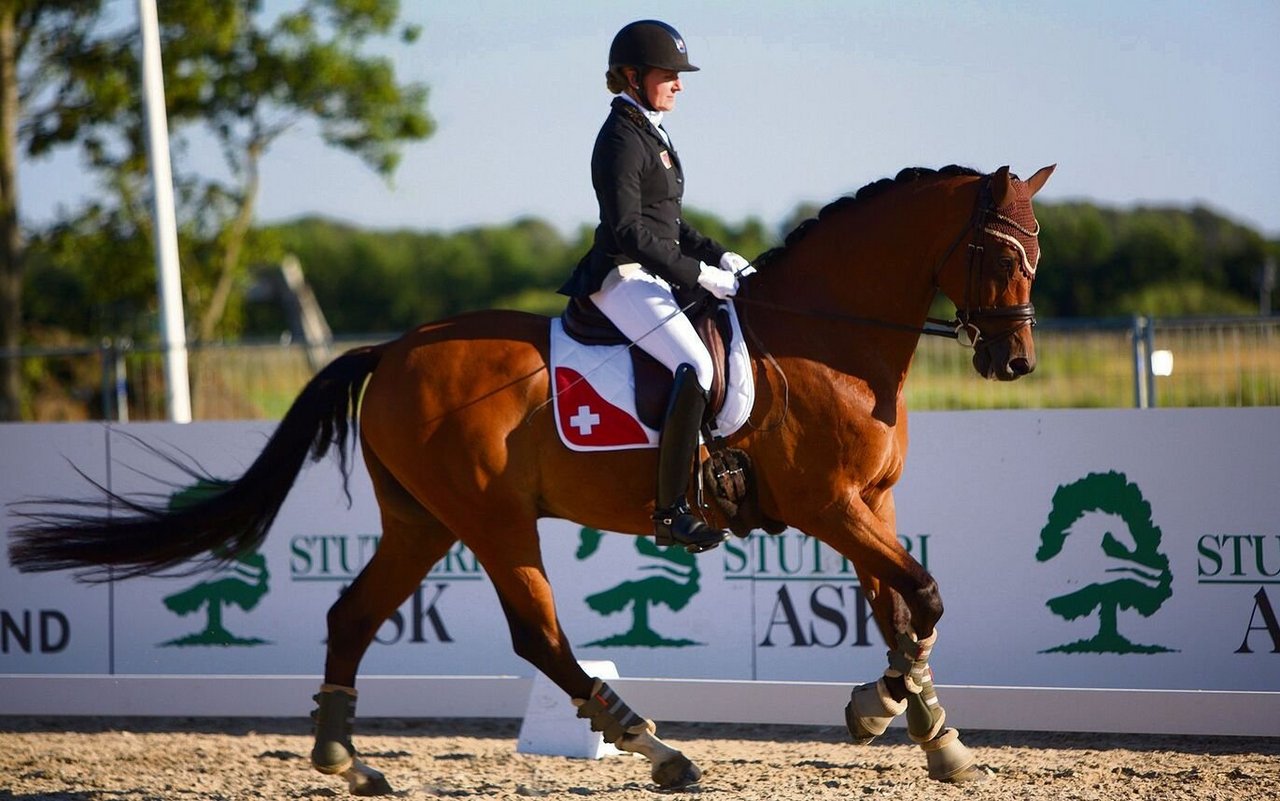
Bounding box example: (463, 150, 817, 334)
(935, 164, 1055, 381)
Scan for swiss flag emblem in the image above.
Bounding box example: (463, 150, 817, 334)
(554, 367, 649, 448)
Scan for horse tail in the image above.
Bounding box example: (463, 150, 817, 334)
(8, 344, 385, 583)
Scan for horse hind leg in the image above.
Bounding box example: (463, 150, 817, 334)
(469, 518, 703, 791)
(847, 575, 990, 783)
(312, 473, 460, 796)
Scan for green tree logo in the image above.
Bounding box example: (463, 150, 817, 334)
(159, 480, 271, 647)
(575, 527, 703, 647)
(1036, 471, 1176, 654)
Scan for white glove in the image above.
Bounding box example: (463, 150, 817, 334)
(719, 251, 756, 276)
(697, 262, 739, 299)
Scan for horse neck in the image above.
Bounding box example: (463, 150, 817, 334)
(745, 176, 980, 378)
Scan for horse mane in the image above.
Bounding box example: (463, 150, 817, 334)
(755, 165, 983, 269)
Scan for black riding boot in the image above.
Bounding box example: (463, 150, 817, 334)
(653, 364, 730, 553)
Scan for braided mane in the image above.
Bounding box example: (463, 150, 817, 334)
(756, 165, 982, 269)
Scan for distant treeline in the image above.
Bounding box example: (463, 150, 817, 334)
(24, 201, 1277, 343)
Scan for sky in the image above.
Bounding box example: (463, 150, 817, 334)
(17, 1, 1280, 241)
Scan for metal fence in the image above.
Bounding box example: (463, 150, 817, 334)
(905, 315, 1280, 410)
(5, 316, 1279, 422)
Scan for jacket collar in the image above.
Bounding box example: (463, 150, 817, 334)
(615, 92, 665, 130)
(611, 96, 673, 151)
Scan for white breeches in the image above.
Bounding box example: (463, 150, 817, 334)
(590, 264, 714, 392)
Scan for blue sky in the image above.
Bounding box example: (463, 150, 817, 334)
(18, 1, 1280, 239)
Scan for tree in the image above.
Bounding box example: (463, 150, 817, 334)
(111, 0, 435, 342)
(0, 1, 129, 419)
(1036, 471, 1175, 654)
(575, 527, 703, 648)
(161, 478, 270, 647)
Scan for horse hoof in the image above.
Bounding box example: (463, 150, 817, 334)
(344, 759, 394, 796)
(938, 763, 993, 783)
(921, 728, 989, 783)
(652, 754, 702, 791)
(845, 680, 907, 745)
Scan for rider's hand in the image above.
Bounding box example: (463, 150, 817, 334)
(698, 262, 739, 299)
(719, 251, 754, 276)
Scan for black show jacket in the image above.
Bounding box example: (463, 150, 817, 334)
(559, 97, 726, 300)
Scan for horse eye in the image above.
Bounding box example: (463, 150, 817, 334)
(998, 256, 1015, 272)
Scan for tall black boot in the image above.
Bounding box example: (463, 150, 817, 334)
(653, 364, 730, 553)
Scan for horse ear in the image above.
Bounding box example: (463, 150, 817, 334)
(1025, 164, 1056, 197)
(991, 165, 1014, 207)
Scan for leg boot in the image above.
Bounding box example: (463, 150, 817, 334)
(652, 364, 730, 553)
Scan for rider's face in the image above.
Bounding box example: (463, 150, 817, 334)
(635, 68, 682, 112)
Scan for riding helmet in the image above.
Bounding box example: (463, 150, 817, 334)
(609, 20, 699, 72)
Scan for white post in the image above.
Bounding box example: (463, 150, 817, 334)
(136, 0, 191, 422)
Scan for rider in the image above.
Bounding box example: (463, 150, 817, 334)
(558, 20, 750, 553)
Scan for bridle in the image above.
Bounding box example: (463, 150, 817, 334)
(736, 173, 1041, 353)
(934, 175, 1040, 350)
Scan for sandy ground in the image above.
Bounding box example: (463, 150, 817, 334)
(1, 716, 1277, 801)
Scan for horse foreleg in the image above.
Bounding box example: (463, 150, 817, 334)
(476, 531, 702, 791)
(802, 494, 987, 782)
(850, 575, 990, 783)
(313, 512, 458, 796)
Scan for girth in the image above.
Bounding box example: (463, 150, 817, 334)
(560, 296, 732, 431)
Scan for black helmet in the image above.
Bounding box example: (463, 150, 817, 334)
(609, 20, 699, 72)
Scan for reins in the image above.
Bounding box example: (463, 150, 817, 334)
(735, 174, 1040, 431)
(733, 295, 962, 340)
(738, 174, 1040, 351)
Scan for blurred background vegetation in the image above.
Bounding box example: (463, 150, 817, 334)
(3, 2, 1278, 421)
(23, 202, 1278, 342)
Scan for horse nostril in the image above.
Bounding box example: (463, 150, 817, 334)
(1009, 357, 1033, 376)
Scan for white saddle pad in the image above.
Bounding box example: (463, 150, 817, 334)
(549, 301, 755, 452)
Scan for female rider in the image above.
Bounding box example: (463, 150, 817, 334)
(558, 20, 750, 553)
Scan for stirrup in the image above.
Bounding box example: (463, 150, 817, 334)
(653, 504, 729, 553)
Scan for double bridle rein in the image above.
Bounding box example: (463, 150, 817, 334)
(737, 174, 1040, 352)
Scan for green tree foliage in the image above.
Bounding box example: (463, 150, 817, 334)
(254, 210, 776, 334)
(29, 199, 1277, 340)
(19, 0, 432, 349)
(0, 0, 133, 419)
(147, 0, 433, 341)
(1035, 203, 1272, 318)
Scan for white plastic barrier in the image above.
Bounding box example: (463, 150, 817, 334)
(2, 411, 1278, 736)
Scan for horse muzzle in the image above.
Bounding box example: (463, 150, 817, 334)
(972, 333, 1036, 381)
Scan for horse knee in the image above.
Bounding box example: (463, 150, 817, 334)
(907, 577, 943, 636)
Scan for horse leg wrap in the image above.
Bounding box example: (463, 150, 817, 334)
(920, 727, 988, 782)
(573, 679, 656, 745)
(311, 684, 358, 774)
(844, 678, 908, 745)
(905, 679, 946, 743)
(311, 684, 393, 796)
(884, 629, 937, 694)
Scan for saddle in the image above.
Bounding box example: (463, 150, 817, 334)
(559, 295, 733, 431)
(555, 296, 783, 539)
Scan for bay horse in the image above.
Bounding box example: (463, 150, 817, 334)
(9, 163, 1055, 794)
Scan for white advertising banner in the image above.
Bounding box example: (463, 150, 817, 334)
(2, 410, 1278, 699)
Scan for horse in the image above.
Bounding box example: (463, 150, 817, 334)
(9, 163, 1055, 795)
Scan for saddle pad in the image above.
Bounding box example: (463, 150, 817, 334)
(549, 302, 755, 452)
